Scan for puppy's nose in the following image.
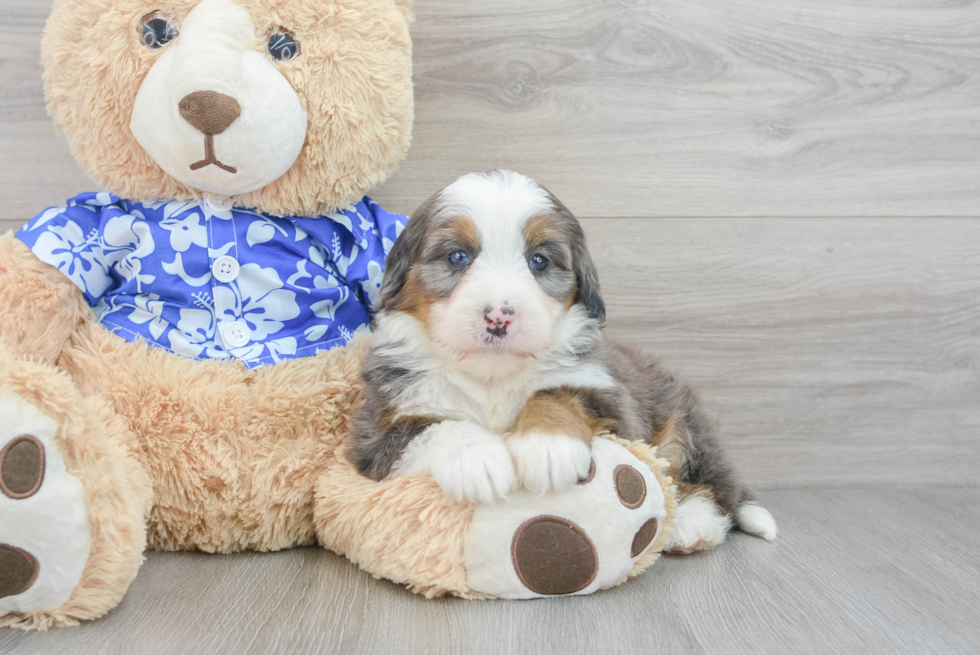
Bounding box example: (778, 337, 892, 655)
(484, 304, 515, 327)
(178, 90, 241, 135)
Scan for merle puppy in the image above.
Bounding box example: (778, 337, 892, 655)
(348, 170, 776, 553)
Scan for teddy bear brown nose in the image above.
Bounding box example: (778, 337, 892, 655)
(178, 90, 241, 136)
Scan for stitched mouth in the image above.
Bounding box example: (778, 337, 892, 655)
(190, 134, 237, 174)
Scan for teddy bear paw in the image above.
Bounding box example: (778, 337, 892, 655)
(464, 438, 668, 598)
(0, 390, 90, 615)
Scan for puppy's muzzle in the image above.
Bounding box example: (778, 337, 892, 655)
(484, 304, 515, 338)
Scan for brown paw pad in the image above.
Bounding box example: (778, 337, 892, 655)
(0, 544, 39, 599)
(511, 515, 598, 595)
(614, 464, 646, 509)
(0, 435, 45, 500)
(630, 518, 660, 557)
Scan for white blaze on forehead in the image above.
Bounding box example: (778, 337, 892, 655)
(437, 171, 554, 262)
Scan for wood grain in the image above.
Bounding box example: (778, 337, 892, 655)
(2, 0, 980, 219)
(582, 217, 980, 488)
(374, 0, 980, 217)
(1, 487, 978, 654)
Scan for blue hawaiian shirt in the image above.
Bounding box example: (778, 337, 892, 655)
(16, 192, 406, 369)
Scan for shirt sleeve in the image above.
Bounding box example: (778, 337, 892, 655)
(15, 192, 124, 304)
(328, 197, 407, 313)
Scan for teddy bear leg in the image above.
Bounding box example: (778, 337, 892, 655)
(0, 351, 152, 630)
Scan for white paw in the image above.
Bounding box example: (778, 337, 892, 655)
(667, 495, 731, 554)
(506, 432, 592, 493)
(393, 421, 515, 504)
(737, 502, 778, 541)
(0, 390, 90, 613)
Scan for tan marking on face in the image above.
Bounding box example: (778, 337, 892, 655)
(391, 266, 433, 327)
(394, 215, 480, 334)
(522, 213, 577, 310)
(512, 388, 615, 444)
(563, 278, 578, 311)
(445, 215, 481, 254)
(522, 214, 564, 250)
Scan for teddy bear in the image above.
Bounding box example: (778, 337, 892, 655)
(0, 0, 675, 629)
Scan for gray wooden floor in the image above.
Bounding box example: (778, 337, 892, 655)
(2, 0, 979, 652)
(2, 487, 978, 655)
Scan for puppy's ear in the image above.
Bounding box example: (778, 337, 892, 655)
(572, 236, 606, 322)
(376, 195, 437, 312)
(543, 188, 606, 323)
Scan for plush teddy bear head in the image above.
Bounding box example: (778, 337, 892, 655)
(41, 0, 413, 216)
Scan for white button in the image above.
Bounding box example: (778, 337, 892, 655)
(212, 256, 240, 283)
(204, 193, 234, 211)
(222, 321, 250, 348)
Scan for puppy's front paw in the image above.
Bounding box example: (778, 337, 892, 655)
(432, 438, 516, 504)
(506, 432, 592, 493)
(395, 421, 516, 504)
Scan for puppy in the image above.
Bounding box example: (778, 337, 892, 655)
(348, 171, 776, 553)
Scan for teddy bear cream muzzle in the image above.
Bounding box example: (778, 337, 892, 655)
(129, 0, 308, 196)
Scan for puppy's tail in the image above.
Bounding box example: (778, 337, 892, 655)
(651, 415, 778, 542)
(735, 501, 778, 541)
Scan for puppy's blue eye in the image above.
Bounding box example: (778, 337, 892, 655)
(529, 254, 549, 271)
(449, 250, 470, 267)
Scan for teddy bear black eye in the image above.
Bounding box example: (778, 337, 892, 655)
(529, 254, 549, 271)
(268, 30, 300, 62)
(141, 12, 178, 49)
(448, 250, 470, 267)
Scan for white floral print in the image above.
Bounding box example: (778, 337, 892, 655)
(31, 220, 110, 297)
(18, 192, 405, 369)
(214, 264, 300, 342)
(127, 293, 168, 340)
(160, 209, 208, 252)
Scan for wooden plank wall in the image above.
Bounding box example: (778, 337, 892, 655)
(1, 0, 978, 488)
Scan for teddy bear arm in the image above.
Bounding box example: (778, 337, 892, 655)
(0, 233, 92, 366)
